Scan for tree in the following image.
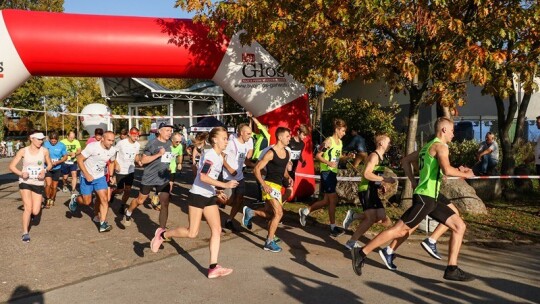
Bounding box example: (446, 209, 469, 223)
(462, 0, 539, 175)
(0, 0, 64, 139)
(174, 0, 478, 207)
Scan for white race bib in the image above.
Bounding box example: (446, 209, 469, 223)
(270, 188, 282, 202)
(161, 152, 173, 163)
(94, 164, 104, 173)
(238, 152, 246, 161)
(52, 158, 59, 163)
(290, 150, 301, 160)
(65, 160, 74, 165)
(27, 166, 41, 179)
(125, 151, 137, 160)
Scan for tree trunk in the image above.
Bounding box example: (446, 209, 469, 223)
(513, 92, 531, 146)
(400, 88, 423, 209)
(494, 94, 517, 175)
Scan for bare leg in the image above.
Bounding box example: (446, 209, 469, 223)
(202, 205, 222, 264)
(158, 192, 170, 228)
(165, 205, 203, 239)
(327, 193, 338, 225)
(266, 199, 283, 240)
(443, 214, 467, 266)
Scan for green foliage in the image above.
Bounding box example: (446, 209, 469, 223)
(322, 98, 400, 142)
(0, 0, 63, 11)
(514, 141, 535, 171)
(448, 139, 479, 167)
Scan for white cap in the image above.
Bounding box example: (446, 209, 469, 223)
(30, 132, 46, 139)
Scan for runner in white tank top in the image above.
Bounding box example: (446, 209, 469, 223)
(9, 132, 53, 243)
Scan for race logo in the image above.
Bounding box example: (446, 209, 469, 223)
(240, 53, 286, 85)
(38, 161, 42, 165)
(242, 53, 255, 63)
(0, 61, 4, 78)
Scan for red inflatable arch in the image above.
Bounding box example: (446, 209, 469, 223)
(0, 9, 315, 199)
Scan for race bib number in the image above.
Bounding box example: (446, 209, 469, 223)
(331, 157, 338, 163)
(65, 159, 74, 165)
(94, 164, 104, 173)
(161, 152, 173, 163)
(238, 152, 246, 161)
(270, 187, 282, 202)
(125, 151, 137, 160)
(27, 166, 41, 179)
(52, 158, 59, 163)
(290, 150, 301, 160)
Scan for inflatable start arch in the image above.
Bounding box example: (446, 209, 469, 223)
(0, 9, 315, 198)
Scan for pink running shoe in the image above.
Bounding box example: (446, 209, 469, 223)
(150, 227, 165, 253)
(207, 265, 233, 279)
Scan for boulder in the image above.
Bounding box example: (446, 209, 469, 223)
(440, 179, 487, 215)
(336, 168, 398, 205)
(467, 179, 502, 202)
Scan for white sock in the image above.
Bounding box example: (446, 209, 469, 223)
(126, 210, 132, 217)
(386, 246, 394, 254)
(302, 208, 309, 216)
(330, 224, 336, 230)
(428, 238, 436, 244)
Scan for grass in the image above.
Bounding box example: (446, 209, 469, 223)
(284, 193, 540, 244)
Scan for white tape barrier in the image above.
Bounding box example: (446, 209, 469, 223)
(0, 106, 245, 120)
(295, 172, 540, 182)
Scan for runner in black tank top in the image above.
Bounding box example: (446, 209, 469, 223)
(243, 127, 293, 253)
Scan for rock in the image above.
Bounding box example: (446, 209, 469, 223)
(336, 168, 398, 205)
(467, 179, 502, 202)
(440, 179, 487, 215)
(513, 165, 534, 191)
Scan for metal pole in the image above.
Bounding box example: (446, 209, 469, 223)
(76, 95, 80, 138)
(43, 97, 48, 136)
(62, 96, 65, 138)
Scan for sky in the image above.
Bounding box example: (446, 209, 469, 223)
(63, 0, 193, 18)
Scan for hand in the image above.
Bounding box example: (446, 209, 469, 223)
(157, 148, 166, 156)
(464, 170, 475, 178)
(226, 180, 239, 189)
(231, 170, 237, 176)
(216, 190, 228, 202)
(110, 175, 116, 185)
(262, 184, 272, 194)
(21, 171, 29, 180)
(137, 160, 143, 167)
(246, 111, 253, 118)
(288, 177, 294, 188)
(328, 161, 337, 168)
(84, 173, 94, 182)
(410, 180, 417, 189)
(383, 176, 396, 184)
(459, 165, 472, 173)
(38, 170, 46, 181)
(177, 164, 182, 171)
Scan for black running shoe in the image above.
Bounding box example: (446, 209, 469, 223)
(330, 226, 345, 237)
(351, 247, 366, 276)
(224, 220, 238, 232)
(443, 267, 474, 282)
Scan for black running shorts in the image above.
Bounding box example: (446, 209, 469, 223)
(400, 194, 455, 228)
(358, 189, 384, 211)
(140, 183, 170, 195)
(188, 192, 217, 209)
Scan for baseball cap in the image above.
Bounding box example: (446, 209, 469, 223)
(158, 122, 174, 129)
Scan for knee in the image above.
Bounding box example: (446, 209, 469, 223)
(32, 209, 40, 216)
(274, 207, 283, 218)
(455, 220, 466, 235)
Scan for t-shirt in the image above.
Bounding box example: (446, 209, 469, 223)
(288, 137, 305, 172)
(223, 135, 253, 181)
(169, 144, 184, 173)
(190, 148, 223, 198)
(60, 138, 81, 165)
(81, 142, 117, 179)
(43, 141, 67, 171)
(141, 138, 172, 186)
(86, 136, 97, 145)
(478, 141, 499, 161)
(115, 138, 141, 175)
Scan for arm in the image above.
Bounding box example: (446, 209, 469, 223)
(436, 144, 474, 178)
(43, 149, 53, 172)
(244, 149, 256, 167)
(141, 147, 165, 165)
(254, 150, 274, 194)
(9, 148, 26, 179)
(221, 152, 237, 175)
(401, 150, 419, 188)
(76, 153, 93, 182)
(315, 139, 336, 168)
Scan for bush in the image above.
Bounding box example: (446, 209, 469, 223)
(448, 139, 479, 168)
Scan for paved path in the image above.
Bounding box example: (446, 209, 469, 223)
(0, 157, 538, 303)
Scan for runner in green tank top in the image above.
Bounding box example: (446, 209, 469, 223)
(342, 135, 396, 251)
(299, 119, 347, 237)
(352, 117, 476, 282)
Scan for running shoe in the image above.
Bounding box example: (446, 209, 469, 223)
(421, 238, 442, 260)
(68, 193, 78, 213)
(378, 248, 397, 270)
(224, 220, 238, 232)
(342, 210, 355, 230)
(299, 208, 307, 226)
(45, 198, 53, 209)
(122, 214, 132, 227)
(242, 206, 254, 230)
(264, 240, 282, 253)
(443, 267, 474, 281)
(22, 233, 30, 243)
(62, 185, 68, 193)
(344, 240, 359, 250)
(330, 226, 345, 237)
(150, 227, 165, 253)
(99, 222, 113, 233)
(150, 195, 161, 210)
(351, 247, 366, 276)
(207, 265, 233, 279)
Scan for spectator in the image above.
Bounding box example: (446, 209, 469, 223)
(343, 129, 367, 167)
(536, 116, 540, 176)
(7, 140, 14, 157)
(473, 132, 499, 175)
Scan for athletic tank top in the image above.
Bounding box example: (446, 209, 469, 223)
(414, 137, 443, 199)
(265, 148, 289, 184)
(20, 147, 46, 186)
(358, 151, 388, 192)
(320, 137, 342, 173)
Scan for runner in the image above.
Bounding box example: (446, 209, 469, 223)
(86, 128, 104, 145)
(169, 132, 184, 192)
(68, 131, 117, 233)
(342, 134, 395, 250)
(43, 132, 68, 208)
(9, 131, 53, 242)
(61, 131, 82, 194)
(191, 132, 209, 177)
(150, 126, 238, 279)
(351, 117, 475, 281)
(242, 127, 293, 253)
(122, 123, 173, 229)
(299, 119, 346, 237)
(285, 124, 308, 201)
(222, 123, 254, 232)
(112, 127, 141, 211)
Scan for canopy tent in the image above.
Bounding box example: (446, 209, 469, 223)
(190, 116, 234, 133)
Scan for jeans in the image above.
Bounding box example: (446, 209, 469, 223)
(474, 155, 498, 175)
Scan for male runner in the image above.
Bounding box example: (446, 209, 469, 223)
(43, 132, 68, 208)
(61, 131, 82, 193)
(112, 127, 141, 210)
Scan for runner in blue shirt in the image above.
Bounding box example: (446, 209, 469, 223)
(43, 132, 68, 208)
